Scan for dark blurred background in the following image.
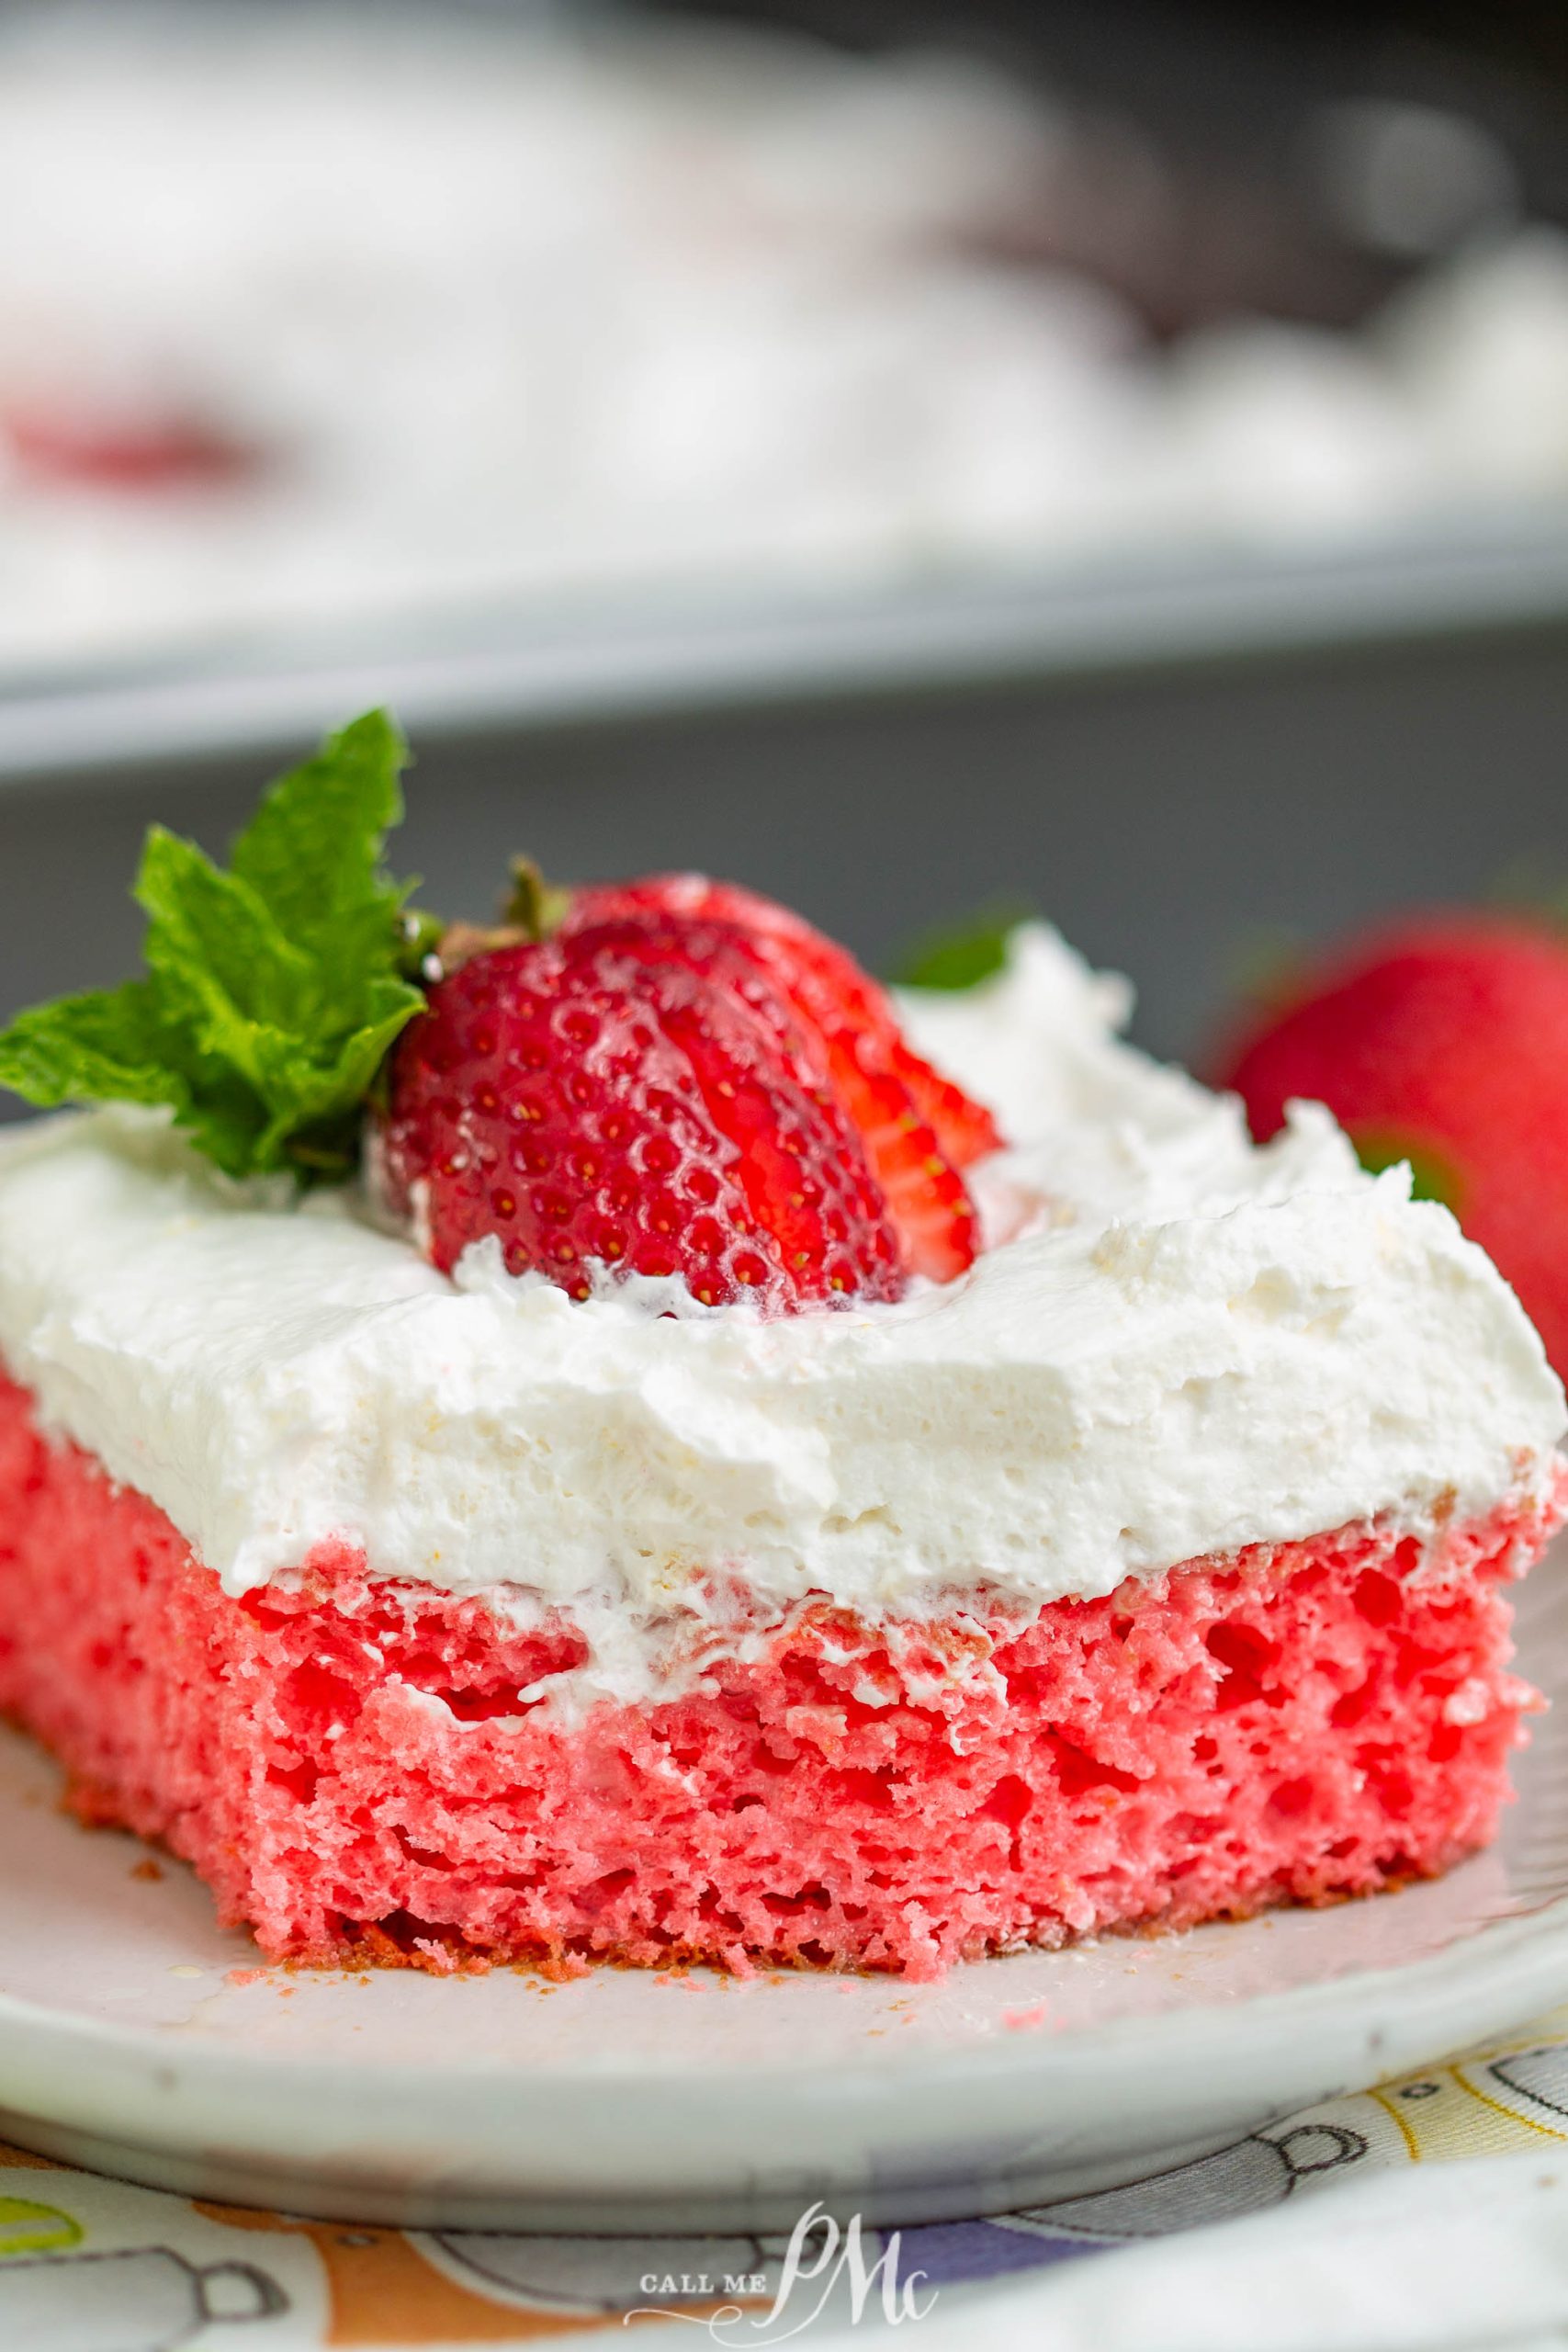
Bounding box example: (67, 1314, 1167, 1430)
(4, 0, 1568, 1072)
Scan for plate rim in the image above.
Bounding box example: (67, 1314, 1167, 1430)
(0, 1876, 1565, 2099)
(2, 1551, 1566, 2222)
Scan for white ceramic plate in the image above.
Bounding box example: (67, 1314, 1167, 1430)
(0, 1553, 1565, 2233)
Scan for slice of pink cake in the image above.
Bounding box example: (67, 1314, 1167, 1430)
(0, 718, 1563, 1980)
(0, 1369, 1559, 1980)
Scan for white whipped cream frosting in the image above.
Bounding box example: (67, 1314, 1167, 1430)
(0, 924, 1560, 1701)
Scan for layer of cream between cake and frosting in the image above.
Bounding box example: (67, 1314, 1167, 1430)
(0, 922, 1561, 1703)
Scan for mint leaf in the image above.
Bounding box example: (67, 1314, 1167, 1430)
(890, 901, 1034, 991)
(0, 981, 188, 1111)
(0, 709, 428, 1182)
(138, 827, 320, 1055)
(231, 708, 413, 1006)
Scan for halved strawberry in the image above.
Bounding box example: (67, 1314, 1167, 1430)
(568, 876, 1000, 1282)
(378, 929, 903, 1310)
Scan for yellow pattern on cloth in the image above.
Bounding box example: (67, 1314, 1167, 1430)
(0, 2006, 1565, 2349)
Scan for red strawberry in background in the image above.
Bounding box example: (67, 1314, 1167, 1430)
(1, 401, 255, 491)
(1216, 912, 1568, 1380)
(379, 870, 998, 1312)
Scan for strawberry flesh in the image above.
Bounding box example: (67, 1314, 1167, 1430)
(379, 933, 903, 1310)
(568, 876, 999, 1283)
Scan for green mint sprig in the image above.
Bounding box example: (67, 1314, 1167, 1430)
(0, 708, 432, 1182)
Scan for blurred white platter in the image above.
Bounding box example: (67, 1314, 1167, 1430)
(5, 521, 1568, 791)
(0, 1548, 1564, 2233)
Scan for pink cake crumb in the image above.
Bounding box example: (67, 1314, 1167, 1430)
(0, 1371, 1561, 1980)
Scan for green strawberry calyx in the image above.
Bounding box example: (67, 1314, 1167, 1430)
(890, 899, 1036, 991)
(1348, 1126, 1466, 1216)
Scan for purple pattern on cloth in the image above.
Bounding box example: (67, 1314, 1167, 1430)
(885, 2221, 1103, 2284)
